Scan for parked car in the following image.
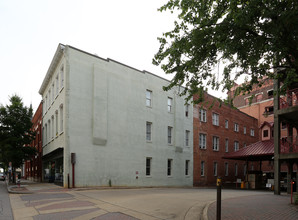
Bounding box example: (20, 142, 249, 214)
(0, 172, 5, 181)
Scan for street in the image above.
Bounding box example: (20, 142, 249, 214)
(7, 182, 274, 220)
(0, 180, 14, 220)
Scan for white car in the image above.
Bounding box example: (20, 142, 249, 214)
(0, 172, 5, 181)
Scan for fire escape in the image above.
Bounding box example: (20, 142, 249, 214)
(274, 86, 298, 195)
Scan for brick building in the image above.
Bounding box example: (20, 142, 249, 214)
(24, 102, 43, 182)
(193, 93, 259, 186)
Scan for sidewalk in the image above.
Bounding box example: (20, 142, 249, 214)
(206, 193, 298, 220)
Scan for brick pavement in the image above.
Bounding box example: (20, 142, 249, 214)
(207, 194, 298, 220)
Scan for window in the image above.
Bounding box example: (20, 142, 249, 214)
(234, 141, 239, 151)
(225, 139, 229, 152)
(264, 106, 274, 115)
(185, 160, 190, 176)
(235, 163, 238, 176)
(60, 65, 64, 89)
(199, 133, 206, 149)
(60, 105, 63, 132)
(146, 122, 152, 141)
(225, 162, 229, 176)
(52, 84, 55, 102)
(48, 119, 51, 142)
(185, 130, 190, 146)
(49, 90, 51, 106)
(146, 90, 152, 107)
(51, 116, 54, 139)
(268, 89, 274, 97)
(212, 113, 219, 126)
(234, 123, 239, 132)
(256, 94, 263, 102)
(146, 158, 151, 176)
(185, 104, 189, 117)
(245, 98, 249, 105)
(199, 108, 207, 122)
(263, 130, 269, 138)
(201, 161, 205, 176)
(168, 97, 173, 112)
(45, 95, 48, 110)
(42, 127, 45, 146)
(250, 129, 255, 136)
(167, 159, 172, 176)
(44, 124, 47, 144)
(168, 126, 173, 144)
(225, 120, 228, 129)
(213, 136, 219, 151)
(55, 111, 58, 136)
(244, 126, 246, 134)
(213, 162, 217, 176)
(56, 75, 59, 96)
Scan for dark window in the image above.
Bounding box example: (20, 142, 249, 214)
(146, 158, 151, 176)
(268, 90, 274, 97)
(167, 159, 172, 176)
(263, 130, 269, 137)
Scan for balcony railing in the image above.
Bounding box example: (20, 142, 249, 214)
(279, 88, 298, 109)
(280, 136, 298, 154)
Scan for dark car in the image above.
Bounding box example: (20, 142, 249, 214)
(0, 172, 5, 181)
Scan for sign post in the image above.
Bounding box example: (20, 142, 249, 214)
(216, 177, 222, 220)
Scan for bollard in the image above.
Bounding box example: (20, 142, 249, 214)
(216, 177, 222, 220)
(291, 179, 294, 204)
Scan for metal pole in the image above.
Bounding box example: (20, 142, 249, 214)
(216, 177, 222, 220)
(67, 173, 70, 189)
(291, 180, 293, 204)
(72, 163, 75, 188)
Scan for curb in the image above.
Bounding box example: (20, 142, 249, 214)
(6, 180, 34, 194)
(202, 201, 214, 220)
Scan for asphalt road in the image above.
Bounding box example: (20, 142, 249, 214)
(0, 180, 13, 220)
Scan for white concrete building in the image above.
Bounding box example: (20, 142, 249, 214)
(39, 44, 193, 187)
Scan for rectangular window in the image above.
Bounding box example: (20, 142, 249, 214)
(168, 126, 172, 144)
(185, 160, 190, 176)
(146, 90, 152, 107)
(213, 136, 219, 151)
(146, 122, 152, 141)
(212, 113, 219, 126)
(235, 163, 238, 176)
(225, 162, 229, 176)
(234, 141, 239, 151)
(146, 157, 151, 176)
(250, 129, 255, 136)
(167, 159, 172, 176)
(45, 96, 48, 110)
(51, 116, 54, 139)
(60, 105, 63, 132)
(60, 65, 64, 89)
(185, 130, 190, 146)
(225, 139, 229, 152)
(214, 162, 217, 176)
(199, 133, 206, 149)
(48, 120, 51, 142)
(168, 97, 173, 112)
(185, 104, 189, 117)
(201, 161, 205, 176)
(244, 126, 246, 134)
(49, 90, 51, 107)
(52, 84, 55, 102)
(55, 111, 58, 136)
(268, 90, 274, 97)
(56, 75, 59, 96)
(263, 130, 269, 138)
(199, 109, 207, 122)
(234, 123, 239, 132)
(225, 120, 228, 129)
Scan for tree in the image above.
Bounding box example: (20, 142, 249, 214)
(0, 95, 36, 182)
(153, 0, 298, 102)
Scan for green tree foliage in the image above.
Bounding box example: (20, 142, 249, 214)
(153, 0, 298, 102)
(0, 95, 36, 171)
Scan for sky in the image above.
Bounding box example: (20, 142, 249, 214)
(0, 0, 226, 112)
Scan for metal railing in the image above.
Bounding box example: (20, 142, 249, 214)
(279, 88, 298, 109)
(280, 136, 298, 154)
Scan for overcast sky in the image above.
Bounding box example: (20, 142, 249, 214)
(0, 0, 226, 112)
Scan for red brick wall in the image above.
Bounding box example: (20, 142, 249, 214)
(193, 93, 259, 186)
(24, 102, 43, 182)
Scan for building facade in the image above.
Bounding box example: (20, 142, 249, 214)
(24, 102, 43, 182)
(193, 93, 259, 186)
(39, 44, 193, 187)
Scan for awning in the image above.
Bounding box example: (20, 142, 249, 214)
(223, 140, 274, 161)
